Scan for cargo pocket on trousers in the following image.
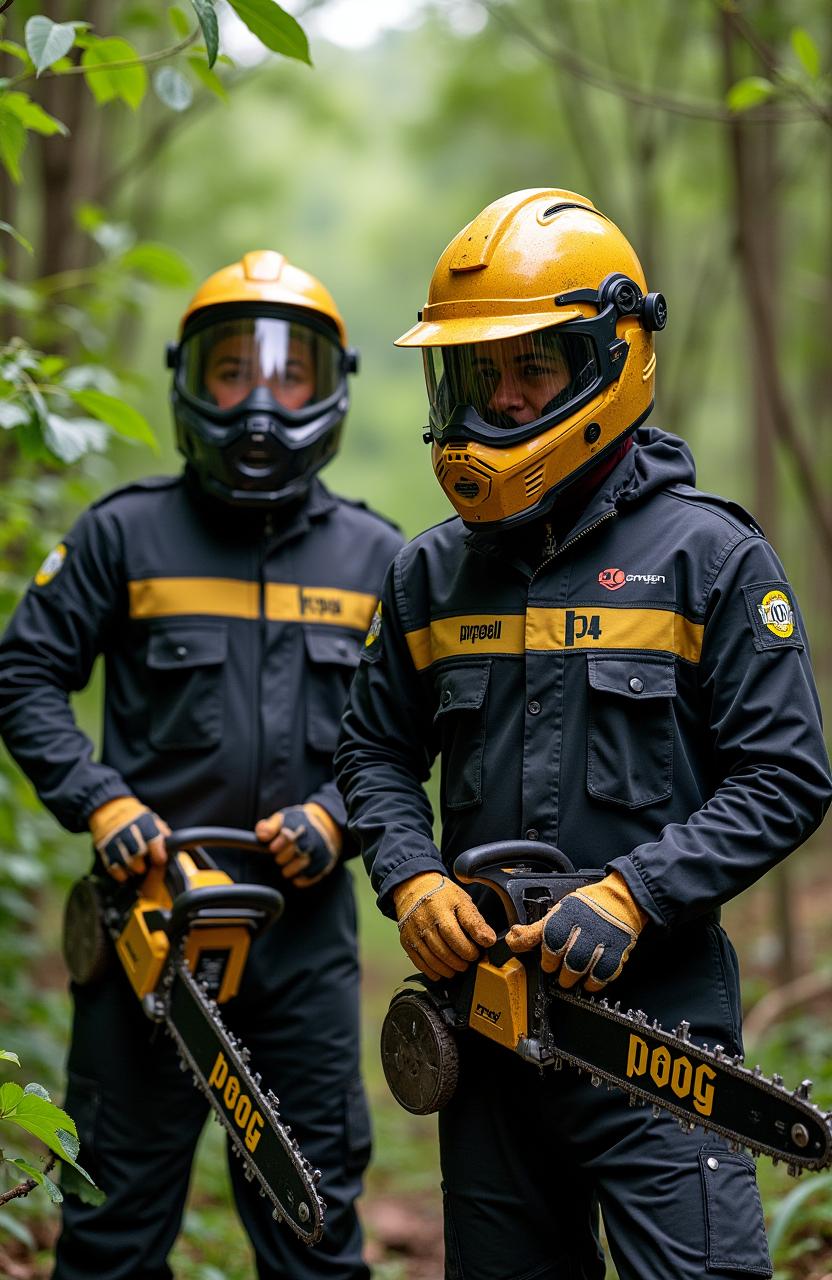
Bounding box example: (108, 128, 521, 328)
(61, 1073, 102, 1193)
(147, 622, 227, 751)
(586, 654, 675, 808)
(434, 662, 491, 811)
(441, 1184, 465, 1280)
(304, 628, 361, 755)
(344, 1077, 372, 1176)
(700, 1149, 772, 1275)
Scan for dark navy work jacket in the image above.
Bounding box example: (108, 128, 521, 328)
(335, 429, 831, 1036)
(0, 471, 403, 838)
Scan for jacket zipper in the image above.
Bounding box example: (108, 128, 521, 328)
(529, 509, 618, 584)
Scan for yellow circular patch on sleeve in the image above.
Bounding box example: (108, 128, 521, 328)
(34, 542, 68, 586)
(757, 588, 795, 639)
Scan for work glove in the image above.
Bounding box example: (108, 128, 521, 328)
(255, 803, 341, 887)
(89, 797, 169, 883)
(392, 872, 496, 983)
(506, 871, 647, 993)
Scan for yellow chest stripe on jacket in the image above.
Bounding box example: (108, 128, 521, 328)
(128, 578, 377, 630)
(405, 607, 704, 671)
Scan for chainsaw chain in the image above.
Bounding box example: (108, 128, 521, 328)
(539, 988, 832, 1176)
(160, 951, 326, 1240)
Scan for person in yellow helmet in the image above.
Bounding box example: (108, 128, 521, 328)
(0, 251, 402, 1278)
(335, 190, 831, 1277)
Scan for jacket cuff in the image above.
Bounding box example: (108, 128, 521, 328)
(606, 853, 668, 929)
(377, 853, 447, 921)
(77, 777, 135, 832)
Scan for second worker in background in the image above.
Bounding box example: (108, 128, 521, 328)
(0, 250, 402, 1279)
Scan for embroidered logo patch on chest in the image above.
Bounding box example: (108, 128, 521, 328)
(742, 582, 803, 652)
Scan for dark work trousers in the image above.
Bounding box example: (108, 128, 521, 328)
(438, 1031, 773, 1280)
(54, 860, 371, 1280)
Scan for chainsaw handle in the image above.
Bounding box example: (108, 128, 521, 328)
(168, 883, 284, 942)
(453, 841, 602, 928)
(454, 840, 576, 880)
(165, 827, 267, 857)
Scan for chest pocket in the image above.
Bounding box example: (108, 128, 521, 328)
(586, 654, 676, 809)
(434, 661, 490, 811)
(146, 622, 227, 752)
(304, 628, 361, 755)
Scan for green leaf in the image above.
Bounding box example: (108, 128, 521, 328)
(168, 5, 191, 38)
(0, 1089, 78, 1161)
(0, 1081, 24, 1114)
(60, 1162, 106, 1205)
(24, 16, 77, 75)
(0, 1208, 35, 1248)
(0, 402, 29, 430)
(23, 1081, 51, 1101)
(82, 37, 148, 109)
(191, 0, 219, 67)
(0, 220, 34, 254)
(69, 389, 158, 450)
(121, 241, 193, 285)
(768, 1171, 832, 1254)
(226, 0, 311, 65)
(791, 27, 821, 79)
(2, 92, 67, 137)
(43, 414, 108, 462)
(0, 40, 31, 65)
(726, 76, 775, 112)
(187, 55, 228, 101)
(0, 1050, 21, 1065)
(153, 64, 194, 111)
(8, 1156, 63, 1202)
(0, 104, 26, 183)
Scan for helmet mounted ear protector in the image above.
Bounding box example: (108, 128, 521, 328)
(167, 250, 359, 509)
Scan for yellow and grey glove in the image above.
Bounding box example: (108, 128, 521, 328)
(392, 872, 497, 983)
(89, 797, 169, 883)
(506, 871, 647, 992)
(255, 802, 341, 887)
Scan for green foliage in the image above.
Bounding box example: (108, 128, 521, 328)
(190, 0, 219, 69)
(0, 1058, 97, 1203)
(226, 0, 311, 66)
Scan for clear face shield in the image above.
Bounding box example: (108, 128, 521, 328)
(177, 316, 345, 424)
(423, 328, 599, 444)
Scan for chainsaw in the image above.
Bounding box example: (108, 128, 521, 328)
(380, 840, 832, 1177)
(62, 827, 325, 1244)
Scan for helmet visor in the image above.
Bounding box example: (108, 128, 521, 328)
(178, 317, 343, 416)
(424, 328, 598, 437)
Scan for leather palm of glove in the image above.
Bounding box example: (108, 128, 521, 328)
(392, 871, 497, 984)
(89, 796, 169, 883)
(255, 803, 341, 887)
(507, 871, 647, 993)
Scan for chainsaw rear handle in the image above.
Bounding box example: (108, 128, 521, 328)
(453, 840, 603, 928)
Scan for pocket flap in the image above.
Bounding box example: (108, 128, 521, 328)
(147, 622, 228, 670)
(304, 627, 360, 669)
(587, 655, 676, 700)
(434, 662, 491, 719)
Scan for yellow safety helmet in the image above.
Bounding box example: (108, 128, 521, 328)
(396, 189, 667, 528)
(169, 251, 358, 508)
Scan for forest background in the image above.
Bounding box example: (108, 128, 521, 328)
(0, 1, 831, 1277)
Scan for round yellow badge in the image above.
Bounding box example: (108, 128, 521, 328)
(757, 589, 794, 639)
(34, 542, 67, 586)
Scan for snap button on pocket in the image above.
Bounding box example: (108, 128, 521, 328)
(175, 645, 188, 660)
(629, 676, 644, 693)
(526, 828, 539, 841)
(707, 1157, 719, 1170)
(528, 699, 541, 715)
(441, 689, 452, 706)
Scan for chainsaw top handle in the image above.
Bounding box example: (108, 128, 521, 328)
(453, 840, 604, 929)
(162, 827, 284, 944)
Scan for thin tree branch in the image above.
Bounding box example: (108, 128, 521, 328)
(482, 1, 815, 125)
(0, 1153, 56, 1206)
(8, 29, 199, 90)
